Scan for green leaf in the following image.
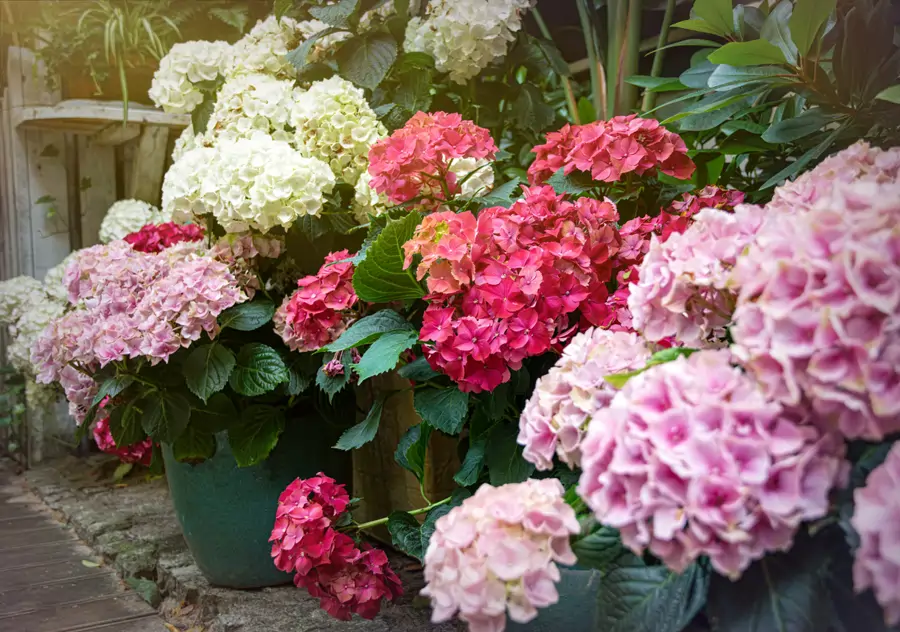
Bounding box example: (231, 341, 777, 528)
(395, 70, 433, 113)
(875, 84, 900, 104)
(334, 395, 384, 450)
(394, 423, 431, 480)
(789, 0, 836, 57)
(398, 356, 440, 382)
(126, 576, 161, 608)
(387, 511, 425, 560)
(707, 64, 788, 90)
(572, 525, 634, 572)
(603, 348, 698, 389)
(596, 558, 710, 632)
(655, 38, 726, 52)
(273, 0, 293, 19)
(761, 1, 798, 65)
(761, 108, 839, 143)
(228, 405, 285, 467)
(316, 358, 351, 401)
(229, 343, 289, 397)
(141, 391, 191, 443)
(112, 462, 133, 482)
(336, 31, 398, 90)
(191, 90, 217, 136)
(513, 84, 556, 132)
(35, 194, 56, 204)
(182, 344, 235, 403)
(395, 51, 435, 71)
(692, 0, 735, 36)
(474, 176, 524, 209)
(353, 329, 419, 382)
(191, 392, 238, 434)
(92, 375, 134, 407)
(352, 212, 425, 303)
(677, 99, 752, 132)
(672, 18, 729, 37)
(172, 426, 216, 463)
(679, 61, 718, 89)
(532, 37, 571, 76)
(309, 0, 359, 28)
(107, 400, 145, 447)
(218, 300, 275, 332)
(485, 423, 535, 486)
(413, 388, 469, 435)
(708, 40, 786, 66)
(286, 27, 344, 73)
(325, 309, 414, 351)
(547, 167, 594, 196)
(761, 124, 844, 189)
(626, 75, 687, 92)
(286, 363, 312, 397)
(453, 438, 486, 486)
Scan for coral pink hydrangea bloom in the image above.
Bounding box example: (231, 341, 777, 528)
(124, 222, 205, 253)
(404, 185, 622, 392)
(274, 250, 358, 352)
(368, 111, 497, 209)
(528, 115, 695, 185)
(422, 479, 580, 632)
(731, 170, 900, 440)
(518, 329, 651, 470)
(851, 443, 900, 626)
(578, 349, 848, 578)
(92, 410, 153, 466)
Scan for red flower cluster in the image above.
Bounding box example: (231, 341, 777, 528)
(270, 474, 403, 621)
(273, 250, 358, 353)
(404, 185, 622, 392)
(528, 115, 695, 185)
(92, 401, 153, 466)
(367, 111, 498, 209)
(123, 222, 204, 253)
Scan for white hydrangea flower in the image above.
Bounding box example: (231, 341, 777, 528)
(7, 297, 65, 374)
(296, 19, 352, 63)
(352, 171, 391, 223)
(172, 124, 203, 162)
(0, 276, 44, 325)
(452, 157, 495, 198)
(227, 15, 303, 79)
(25, 377, 59, 410)
(163, 136, 335, 233)
(206, 72, 301, 143)
(404, 0, 535, 84)
(291, 76, 386, 183)
(149, 41, 232, 114)
(359, 1, 396, 31)
(43, 252, 77, 303)
(98, 199, 170, 244)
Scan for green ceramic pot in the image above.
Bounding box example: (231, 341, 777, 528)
(162, 413, 350, 589)
(507, 567, 601, 632)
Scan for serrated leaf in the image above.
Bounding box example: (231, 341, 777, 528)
(286, 363, 312, 397)
(692, 0, 735, 37)
(325, 310, 414, 351)
(533, 37, 571, 76)
(228, 405, 285, 467)
(708, 39, 786, 66)
(413, 388, 468, 435)
(352, 213, 425, 303)
(191, 392, 238, 434)
(485, 423, 534, 486)
(572, 525, 634, 572)
(513, 84, 556, 132)
(762, 108, 839, 143)
(387, 511, 424, 560)
(141, 391, 191, 443)
(334, 395, 384, 450)
(172, 426, 216, 463)
(228, 343, 289, 397)
(191, 90, 217, 135)
(672, 18, 729, 36)
(394, 422, 431, 480)
(92, 375, 134, 407)
(395, 70, 433, 113)
(604, 347, 697, 389)
(316, 358, 351, 401)
(790, 0, 836, 57)
(875, 84, 900, 104)
(453, 438, 486, 486)
(336, 31, 397, 90)
(294, 214, 330, 240)
(218, 300, 275, 332)
(547, 167, 594, 196)
(209, 7, 248, 33)
(351, 218, 385, 264)
(474, 176, 523, 209)
(395, 51, 435, 71)
(761, 1, 798, 65)
(108, 400, 146, 447)
(273, 0, 293, 19)
(398, 356, 440, 382)
(353, 329, 419, 382)
(286, 27, 344, 73)
(182, 344, 235, 403)
(309, 0, 359, 28)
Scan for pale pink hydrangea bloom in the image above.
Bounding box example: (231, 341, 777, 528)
(851, 443, 900, 626)
(578, 349, 848, 579)
(628, 205, 765, 347)
(422, 478, 580, 632)
(518, 329, 651, 470)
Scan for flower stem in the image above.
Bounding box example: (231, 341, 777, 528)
(576, 0, 603, 122)
(533, 7, 580, 125)
(351, 496, 452, 532)
(641, 0, 675, 113)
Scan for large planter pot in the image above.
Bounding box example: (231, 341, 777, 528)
(508, 567, 601, 632)
(162, 414, 350, 589)
(61, 64, 155, 104)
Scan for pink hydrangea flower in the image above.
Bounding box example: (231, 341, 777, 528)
(273, 250, 358, 352)
(92, 407, 153, 466)
(124, 222, 205, 253)
(422, 479, 580, 632)
(851, 443, 900, 626)
(518, 329, 651, 470)
(528, 123, 580, 185)
(210, 233, 283, 299)
(731, 156, 900, 441)
(578, 349, 848, 579)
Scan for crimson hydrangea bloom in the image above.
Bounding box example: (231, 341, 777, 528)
(273, 250, 358, 352)
(124, 222, 205, 253)
(851, 443, 900, 626)
(405, 185, 622, 392)
(92, 411, 153, 465)
(578, 349, 848, 579)
(367, 111, 498, 209)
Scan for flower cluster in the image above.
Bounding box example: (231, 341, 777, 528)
(851, 443, 900, 626)
(211, 233, 282, 299)
(274, 250, 358, 352)
(352, 171, 390, 223)
(528, 115, 695, 185)
(227, 15, 304, 79)
(628, 204, 765, 347)
(99, 199, 170, 244)
(270, 474, 402, 620)
(124, 222, 205, 253)
(422, 478, 580, 631)
(578, 349, 848, 578)
(518, 329, 651, 470)
(367, 111, 497, 209)
(205, 72, 301, 143)
(43, 253, 77, 302)
(162, 136, 335, 233)
(92, 409, 153, 466)
(731, 145, 900, 441)
(405, 185, 621, 392)
(290, 76, 386, 183)
(404, 0, 535, 84)
(148, 40, 232, 114)
(0, 276, 65, 375)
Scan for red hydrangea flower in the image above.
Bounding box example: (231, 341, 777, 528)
(123, 222, 205, 253)
(274, 250, 358, 352)
(92, 401, 153, 466)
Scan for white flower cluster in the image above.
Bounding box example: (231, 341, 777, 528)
(352, 171, 390, 223)
(227, 15, 303, 79)
(43, 252, 77, 303)
(0, 276, 66, 376)
(451, 157, 496, 198)
(98, 199, 170, 244)
(291, 76, 387, 182)
(296, 19, 351, 64)
(404, 0, 536, 84)
(207, 72, 301, 143)
(172, 125, 202, 162)
(163, 136, 335, 233)
(148, 41, 232, 114)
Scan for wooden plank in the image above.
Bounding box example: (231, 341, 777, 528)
(0, 558, 106, 591)
(127, 126, 169, 206)
(26, 129, 70, 280)
(12, 100, 189, 131)
(77, 136, 116, 247)
(0, 541, 93, 570)
(0, 573, 123, 616)
(0, 526, 75, 554)
(89, 617, 169, 632)
(0, 92, 11, 281)
(91, 122, 142, 146)
(10, 118, 34, 278)
(0, 513, 58, 535)
(0, 594, 156, 632)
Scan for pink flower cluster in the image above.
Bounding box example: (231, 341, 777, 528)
(577, 349, 848, 578)
(422, 479, 580, 632)
(731, 169, 900, 440)
(528, 115, 695, 185)
(851, 443, 900, 626)
(628, 204, 765, 347)
(124, 222, 205, 253)
(518, 329, 651, 470)
(404, 185, 622, 392)
(270, 474, 402, 620)
(211, 233, 283, 300)
(92, 412, 153, 466)
(274, 250, 358, 353)
(367, 111, 497, 209)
